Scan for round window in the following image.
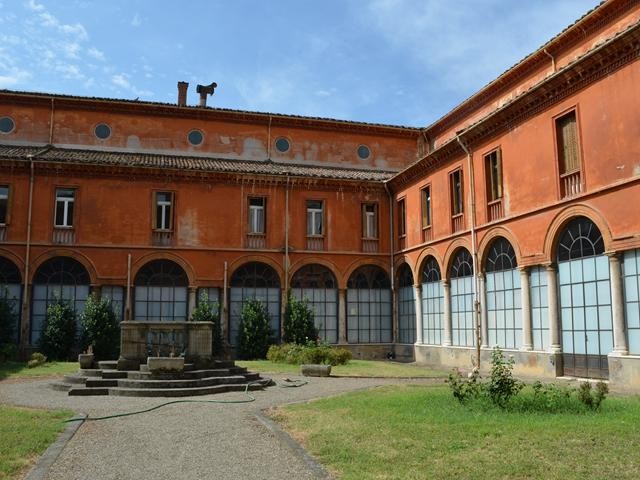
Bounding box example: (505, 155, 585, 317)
(275, 137, 290, 153)
(0, 116, 15, 134)
(188, 129, 204, 146)
(94, 123, 111, 140)
(357, 145, 371, 160)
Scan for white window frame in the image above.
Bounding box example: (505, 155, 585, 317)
(362, 203, 377, 239)
(248, 197, 266, 234)
(306, 200, 323, 236)
(155, 192, 173, 231)
(54, 188, 75, 228)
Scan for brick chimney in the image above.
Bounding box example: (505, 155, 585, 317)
(196, 82, 217, 107)
(177, 81, 189, 106)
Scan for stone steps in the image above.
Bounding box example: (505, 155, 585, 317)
(63, 374, 88, 385)
(101, 370, 128, 379)
(109, 382, 266, 398)
(85, 378, 120, 388)
(116, 375, 247, 389)
(69, 387, 110, 396)
(98, 360, 118, 370)
(79, 369, 102, 377)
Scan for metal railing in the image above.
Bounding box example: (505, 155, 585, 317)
(152, 230, 173, 247)
(488, 199, 503, 222)
(306, 236, 324, 251)
(362, 238, 379, 253)
(422, 226, 432, 243)
(561, 170, 582, 198)
(246, 233, 266, 249)
(451, 214, 464, 233)
(52, 228, 75, 244)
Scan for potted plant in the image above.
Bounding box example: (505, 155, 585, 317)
(78, 344, 94, 369)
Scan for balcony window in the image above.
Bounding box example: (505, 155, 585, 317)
(54, 188, 75, 228)
(306, 200, 323, 236)
(155, 192, 173, 230)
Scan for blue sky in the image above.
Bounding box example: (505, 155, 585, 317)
(0, 0, 602, 127)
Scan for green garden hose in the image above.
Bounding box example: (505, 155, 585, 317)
(64, 378, 309, 423)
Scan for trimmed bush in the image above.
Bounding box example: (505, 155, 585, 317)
(40, 299, 76, 361)
(80, 293, 120, 361)
(236, 299, 274, 360)
(27, 352, 47, 368)
(267, 342, 352, 366)
(283, 294, 318, 345)
(191, 291, 223, 356)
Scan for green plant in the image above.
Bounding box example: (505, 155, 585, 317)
(0, 294, 18, 362)
(236, 299, 274, 360)
(191, 291, 223, 356)
(40, 299, 76, 361)
(577, 381, 609, 410)
(27, 352, 47, 368)
(80, 293, 120, 361)
(283, 293, 318, 345)
(267, 341, 352, 366)
(486, 347, 524, 408)
(446, 367, 482, 404)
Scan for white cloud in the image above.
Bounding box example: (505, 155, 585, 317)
(131, 14, 141, 27)
(62, 42, 81, 59)
(87, 47, 105, 61)
(112, 73, 130, 89)
(26, 0, 45, 12)
(0, 68, 32, 88)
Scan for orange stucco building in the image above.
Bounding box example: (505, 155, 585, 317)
(1, 0, 640, 388)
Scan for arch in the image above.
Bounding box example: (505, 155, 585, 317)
(33, 256, 90, 285)
(343, 257, 389, 288)
(347, 264, 391, 289)
(442, 238, 472, 279)
(484, 237, 518, 272)
(290, 263, 337, 289)
(556, 216, 604, 261)
(396, 263, 416, 344)
(230, 261, 280, 288)
(543, 204, 612, 264)
(227, 254, 283, 288)
(134, 259, 189, 287)
(132, 252, 196, 287)
(288, 257, 340, 288)
(449, 248, 473, 278)
(0, 255, 21, 284)
(419, 255, 442, 284)
(0, 248, 24, 271)
(415, 247, 443, 282)
(396, 263, 414, 288)
(394, 255, 416, 285)
(0, 255, 22, 344)
(31, 249, 97, 285)
(478, 226, 522, 270)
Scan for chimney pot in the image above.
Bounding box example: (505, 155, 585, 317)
(177, 81, 189, 107)
(196, 82, 217, 107)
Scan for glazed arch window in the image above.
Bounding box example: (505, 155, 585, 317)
(0, 185, 9, 225)
(54, 188, 75, 227)
(155, 192, 174, 231)
(357, 145, 371, 160)
(0, 116, 15, 134)
(275, 137, 290, 153)
(94, 123, 111, 140)
(188, 129, 204, 146)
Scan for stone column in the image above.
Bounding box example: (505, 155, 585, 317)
(338, 288, 347, 344)
(546, 264, 561, 353)
(188, 287, 197, 319)
(478, 273, 488, 348)
(443, 280, 452, 346)
(608, 252, 628, 355)
(414, 283, 423, 344)
(520, 266, 533, 350)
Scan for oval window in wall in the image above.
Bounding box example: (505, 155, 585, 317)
(94, 123, 112, 140)
(188, 129, 204, 146)
(357, 145, 371, 160)
(275, 137, 290, 153)
(0, 116, 15, 134)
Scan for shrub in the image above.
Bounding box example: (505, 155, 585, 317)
(486, 348, 524, 408)
(577, 381, 609, 411)
(236, 299, 274, 360)
(283, 294, 318, 345)
(0, 294, 18, 362)
(80, 294, 120, 361)
(191, 291, 223, 356)
(267, 342, 351, 366)
(40, 299, 76, 361)
(27, 352, 47, 368)
(446, 368, 482, 404)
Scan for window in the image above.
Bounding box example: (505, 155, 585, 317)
(248, 197, 266, 234)
(450, 170, 463, 216)
(155, 192, 173, 230)
(556, 111, 580, 174)
(0, 116, 15, 134)
(275, 137, 290, 153)
(94, 123, 111, 140)
(188, 129, 204, 146)
(362, 203, 377, 239)
(421, 186, 432, 228)
(0, 186, 8, 225)
(357, 145, 371, 160)
(397, 199, 406, 237)
(306, 200, 323, 236)
(54, 188, 75, 227)
(485, 149, 503, 202)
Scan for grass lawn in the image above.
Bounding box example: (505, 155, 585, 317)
(0, 405, 72, 480)
(236, 359, 447, 378)
(0, 361, 78, 381)
(272, 385, 640, 480)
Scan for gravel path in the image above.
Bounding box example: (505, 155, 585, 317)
(1, 375, 442, 480)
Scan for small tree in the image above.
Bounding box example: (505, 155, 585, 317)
(236, 299, 274, 360)
(283, 293, 318, 345)
(80, 293, 120, 360)
(0, 293, 18, 362)
(40, 298, 76, 361)
(191, 291, 223, 357)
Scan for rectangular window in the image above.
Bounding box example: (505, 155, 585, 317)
(397, 199, 406, 237)
(54, 188, 75, 227)
(362, 203, 378, 239)
(450, 170, 463, 216)
(0, 186, 8, 225)
(155, 192, 173, 230)
(485, 149, 503, 202)
(556, 110, 580, 174)
(306, 200, 323, 236)
(420, 186, 431, 228)
(248, 197, 266, 234)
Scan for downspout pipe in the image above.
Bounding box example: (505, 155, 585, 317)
(383, 181, 395, 344)
(456, 135, 481, 369)
(543, 49, 556, 73)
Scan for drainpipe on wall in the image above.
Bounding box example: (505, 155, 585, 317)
(267, 116, 272, 160)
(284, 176, 290, 287)
(125, 254, 132, 321)
(223, 261, 228, 342)
(543, 49, 557, 73)
(456, 135, 482, 370)
(49, 98, 55, 144)
(383, 181, 396, 344)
